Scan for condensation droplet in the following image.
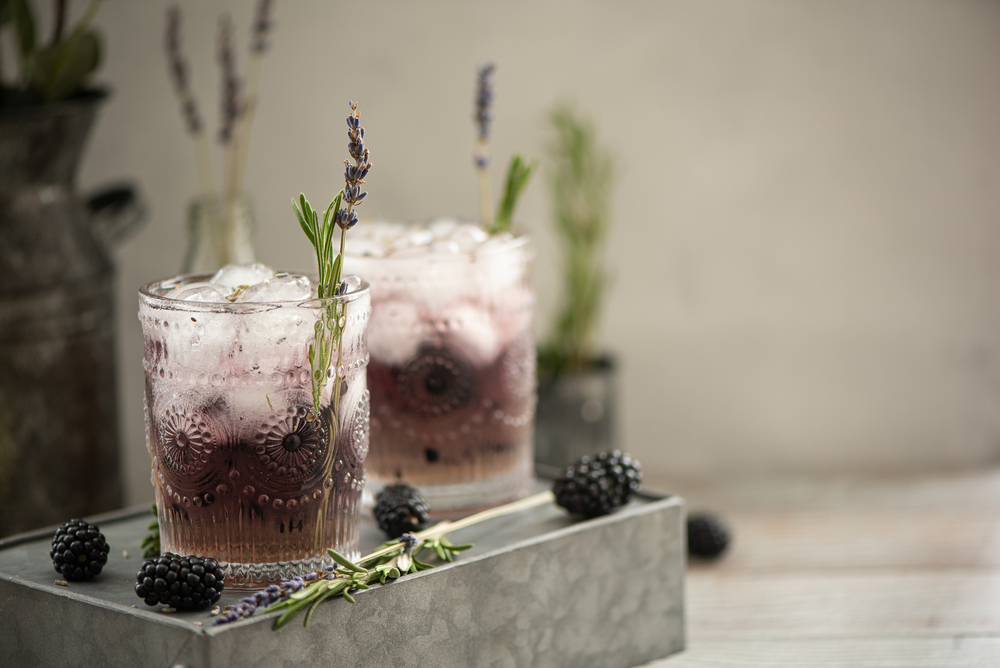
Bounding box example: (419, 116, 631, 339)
(272, 498, 284, 509)
(258, 494, 270, 505)
(243, 485, 255, 497)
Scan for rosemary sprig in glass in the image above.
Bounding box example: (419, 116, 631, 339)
(292, 101, 372, 414)
(213, 491, 554, 629)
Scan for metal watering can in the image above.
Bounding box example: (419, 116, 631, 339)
(0, 90, 144, 536)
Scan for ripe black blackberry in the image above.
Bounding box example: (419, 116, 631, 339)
(374, 483, 430, 538)
(553, 450, 642, 518)
(134, 553, 225, 610)
(50, 519, 109, 581)
(687, 512, 730, 558)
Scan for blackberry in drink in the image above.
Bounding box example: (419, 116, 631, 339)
(346, 221, 536, 512)
(139, 265, 371, 586)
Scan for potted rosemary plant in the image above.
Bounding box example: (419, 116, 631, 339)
(0, 0, 144, 536)
(534, 104, 618, 468)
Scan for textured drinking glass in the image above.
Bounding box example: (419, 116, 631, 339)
(348, 234, 535, 512)
(138, 275, 371, 586)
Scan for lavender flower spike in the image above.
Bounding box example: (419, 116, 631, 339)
(474, 62, 496, 144)
(337, 101, 373, 231)
(251, 0, 275, 54)
(165, 6, 202, 134)
(216, 14, 243, 145)
(213, 573, 317, 625)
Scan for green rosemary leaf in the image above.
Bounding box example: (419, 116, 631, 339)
(388, 566, 400, 579)
(328, 548, 367, 573)
(446, 543, 473, 552)
(492, 154, 538, 234)
(413, 556, 434, 571)
(434, 542, 447, 561)
(292, 197, 316, 247)
(343, 592, 356, 604)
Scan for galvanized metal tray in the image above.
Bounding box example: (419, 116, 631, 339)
(0, 478, 684, 668)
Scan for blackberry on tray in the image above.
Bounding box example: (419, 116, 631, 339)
(374, 483, 430, 538)
(134, 552, 225, 610)
(553, 450, 642, 518)
(50, 519, 109, 581)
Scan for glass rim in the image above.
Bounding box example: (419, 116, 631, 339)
(138, 272, 370, 313)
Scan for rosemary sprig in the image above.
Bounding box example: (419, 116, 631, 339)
(492, 154, 538, 235)
(141, 504, 160, 559)
(213, 491, 554, 629)
(292, 101, 372, 414)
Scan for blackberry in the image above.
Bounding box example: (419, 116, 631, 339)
(553, 450, 642, 518)
(687, 512, 730, 558)
(134, 552, 225, 610)
(374, 483, 430, 538)
(49, 519, 109, 581)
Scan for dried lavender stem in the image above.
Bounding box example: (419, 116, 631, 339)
(193, 130, 217, 200)
(476, 141, 492, 231)
(229, 52, 263, 201)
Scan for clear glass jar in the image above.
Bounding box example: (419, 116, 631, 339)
(348, 231, 536, 513)
(181, 194, 257, 274)
(138, 275, 371, 586)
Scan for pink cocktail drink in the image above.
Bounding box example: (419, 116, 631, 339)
(139, 266, 370, 586)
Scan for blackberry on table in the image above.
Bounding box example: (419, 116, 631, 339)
(374, 483, 430, 538)
(554, 450, 642, 518)
(687, 512, 730, 558)
(50, 519, 109, 581)
(134, 552, 225, 610)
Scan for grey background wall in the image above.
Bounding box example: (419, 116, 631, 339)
(63, 0, 1000, 503)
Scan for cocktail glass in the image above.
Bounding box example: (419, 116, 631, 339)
(347, 223, 535, 513)
(138, 273, 370, 586)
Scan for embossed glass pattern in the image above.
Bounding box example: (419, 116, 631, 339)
(138, 275, 370, 586)
(347, 235, 535, 512)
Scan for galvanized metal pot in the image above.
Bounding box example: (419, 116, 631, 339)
(0, 90, 143, 536)
(534, 355, 617, 468)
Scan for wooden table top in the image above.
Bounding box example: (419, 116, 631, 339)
(641, 468, 1000, 667)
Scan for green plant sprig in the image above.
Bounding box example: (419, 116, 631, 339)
(263, 491, 555, 629)
(1, 0, 103, 106)
(292, 191, 347, 414)
(141, 503, 160, 559)
(491, 154, 538, 235)
(538, 104, 615, 377)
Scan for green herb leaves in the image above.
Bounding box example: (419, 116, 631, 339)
(492, 154, 538, 235)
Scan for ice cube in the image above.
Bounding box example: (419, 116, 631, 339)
(448, 223, 490, 251)
(242, 274, 313, 302)
(429, 240, 462, 255)
(175, 285, 228, 302)
(438, 304, 499, 365)
(428, 218, 459, 239)
(390, 245, 433, 259)
(402, 228, 435, 247)
(210, 263, 276, 290)
(366, 300, 428, 367)
(345, 237, 388, 258)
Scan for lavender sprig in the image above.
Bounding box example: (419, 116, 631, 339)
(165, 6, 216, 200)
(336, 101, 373, 232)
(292, 102, 373, 413)
(474, 63, 495, 230)
(251, 0, 274, 54)
(165, 7, 202, 134)
(216, 14, 243, 146)
(213, 492, 554, 630)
